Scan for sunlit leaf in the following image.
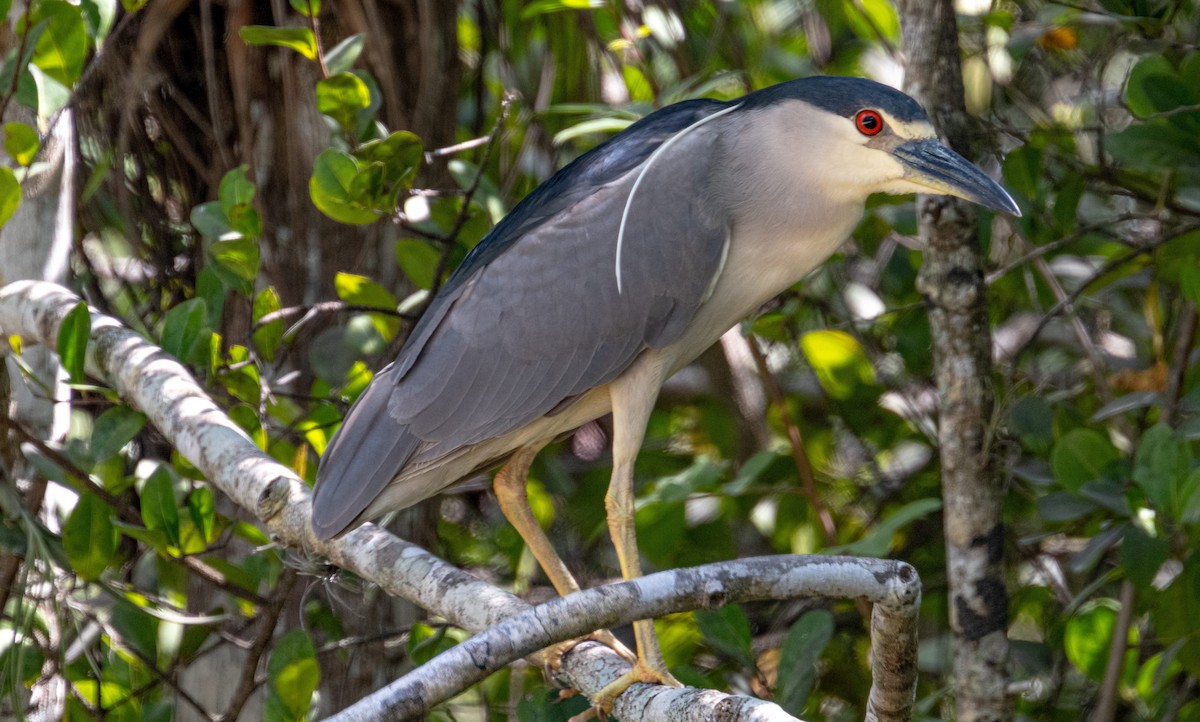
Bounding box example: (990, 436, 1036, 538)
(288, 0, 320, 16)
(1065, 599, 1119, 681)
(211, 238, 260, 282)
(316, 72, 371, 133)
(31, 2, 88, 86)
(268, 629, 320, 720)
(239, 26, 317, 61)
(4, 121, 40, 166)
(0, 166, 21, 229)
(799, 329, 876, 399)
(57, 301, 90, 384)
(309, 149, 378, 224)
(252, 287, 285, 361)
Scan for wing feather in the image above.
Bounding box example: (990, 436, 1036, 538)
(313, 99, 735, 538)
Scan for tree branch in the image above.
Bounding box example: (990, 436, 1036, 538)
(330, 556, 921, 722)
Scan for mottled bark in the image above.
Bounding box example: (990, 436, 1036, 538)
(333, 555, 921, 722)
(897, 1, 1011, 720)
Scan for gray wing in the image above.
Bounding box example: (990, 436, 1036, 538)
(312, 109, 730, 539)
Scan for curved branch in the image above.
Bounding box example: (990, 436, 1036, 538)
(330, 555, 921, 722)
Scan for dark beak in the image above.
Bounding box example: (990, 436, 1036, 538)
(892, 138, 1021, 217)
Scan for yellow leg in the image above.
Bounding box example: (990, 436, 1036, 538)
(594, 361, 682, 711)
(494, 443, 634, 665)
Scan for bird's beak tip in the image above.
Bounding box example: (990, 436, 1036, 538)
(894, 139, 1023, 218)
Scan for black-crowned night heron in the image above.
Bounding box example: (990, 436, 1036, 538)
(313, 75, 1019, 703)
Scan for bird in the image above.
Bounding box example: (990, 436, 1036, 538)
(312, 75, 1020, 705)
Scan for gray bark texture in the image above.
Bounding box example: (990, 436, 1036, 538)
(897, 1, 1011, 720)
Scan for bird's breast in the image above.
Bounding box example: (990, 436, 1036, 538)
(664, 203, 861, 372)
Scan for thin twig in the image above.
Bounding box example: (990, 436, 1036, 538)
(1091, 579, 1136, 722)
(218, 568, 298, 722)
(425, 94, 516, 299)
(1009, 228, 1199, 369)
(745, 336, 837, 547)
(1163, 304, 1198, 428)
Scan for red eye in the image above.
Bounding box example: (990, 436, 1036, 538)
(855, 109, 884, 136)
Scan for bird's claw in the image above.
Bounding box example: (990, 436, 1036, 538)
(593, 659, 682, 713)
(545, 629, 636, 675)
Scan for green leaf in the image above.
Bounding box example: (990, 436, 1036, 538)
(1008, 396, 1054, 454)
(161, 298, 208, 363)
(190, 201, 235, 239)
(394, 238, 441, 289)
(239, 26, 317, 60)
(0, 166, 21, 229)
(141, 467, 180, 548)
(799, 329, 876, 399)
(288, 0, 320, 16)
(776, 610, 834, 717)
(4, 121, 39, 165)
(334, 272, 399, 340)
(1181, 265, 1200, 306)
(210, 238, 260, 282)
(1133, 424, 1193, 516)
(1126, 55, 1198, 117)
(26, 64, 70, 116)
(1065, 599, 1119, 681)
(63, 492, 117, 581)
(316, 72, 371, 133)
(828, 497, 942, 556)
(1151, 552, 1200, 677)
(356, 130, 424, 191)
(1121, 523, 1169, 591)
(309, 149, 378, 224)
(90, 405, 147, 462)
(267, 629, 319, 721)
(325, 33, 364, 74)
(57, 301, 90, 384)
(1051, 428, 1119, 493)
(188, 486, 217, 545)
(252, 287, 285, 361)
(218, 165, 255, 215)
(31, 2, 88, 86)
(694, 604, 754, 667)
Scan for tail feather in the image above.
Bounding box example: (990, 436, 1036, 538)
(312, 375, 421, 539)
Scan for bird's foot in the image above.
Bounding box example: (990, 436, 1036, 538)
(545, 629, 636, 674)
(593, 659, 682, 713)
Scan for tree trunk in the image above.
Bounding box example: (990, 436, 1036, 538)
(897, 2, 1011, 720)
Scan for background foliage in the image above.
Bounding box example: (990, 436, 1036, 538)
(2, 0, 1200, 720)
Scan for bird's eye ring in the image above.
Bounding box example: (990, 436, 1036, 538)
(855, 109, 884, 136)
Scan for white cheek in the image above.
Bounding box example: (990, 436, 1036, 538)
(824, 140, 908, 200)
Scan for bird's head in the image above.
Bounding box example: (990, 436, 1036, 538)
(741, 76, 1020, 216)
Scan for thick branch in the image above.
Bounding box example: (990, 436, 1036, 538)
(331, 556, 921, 722)
(897, 2, 1011, 721)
